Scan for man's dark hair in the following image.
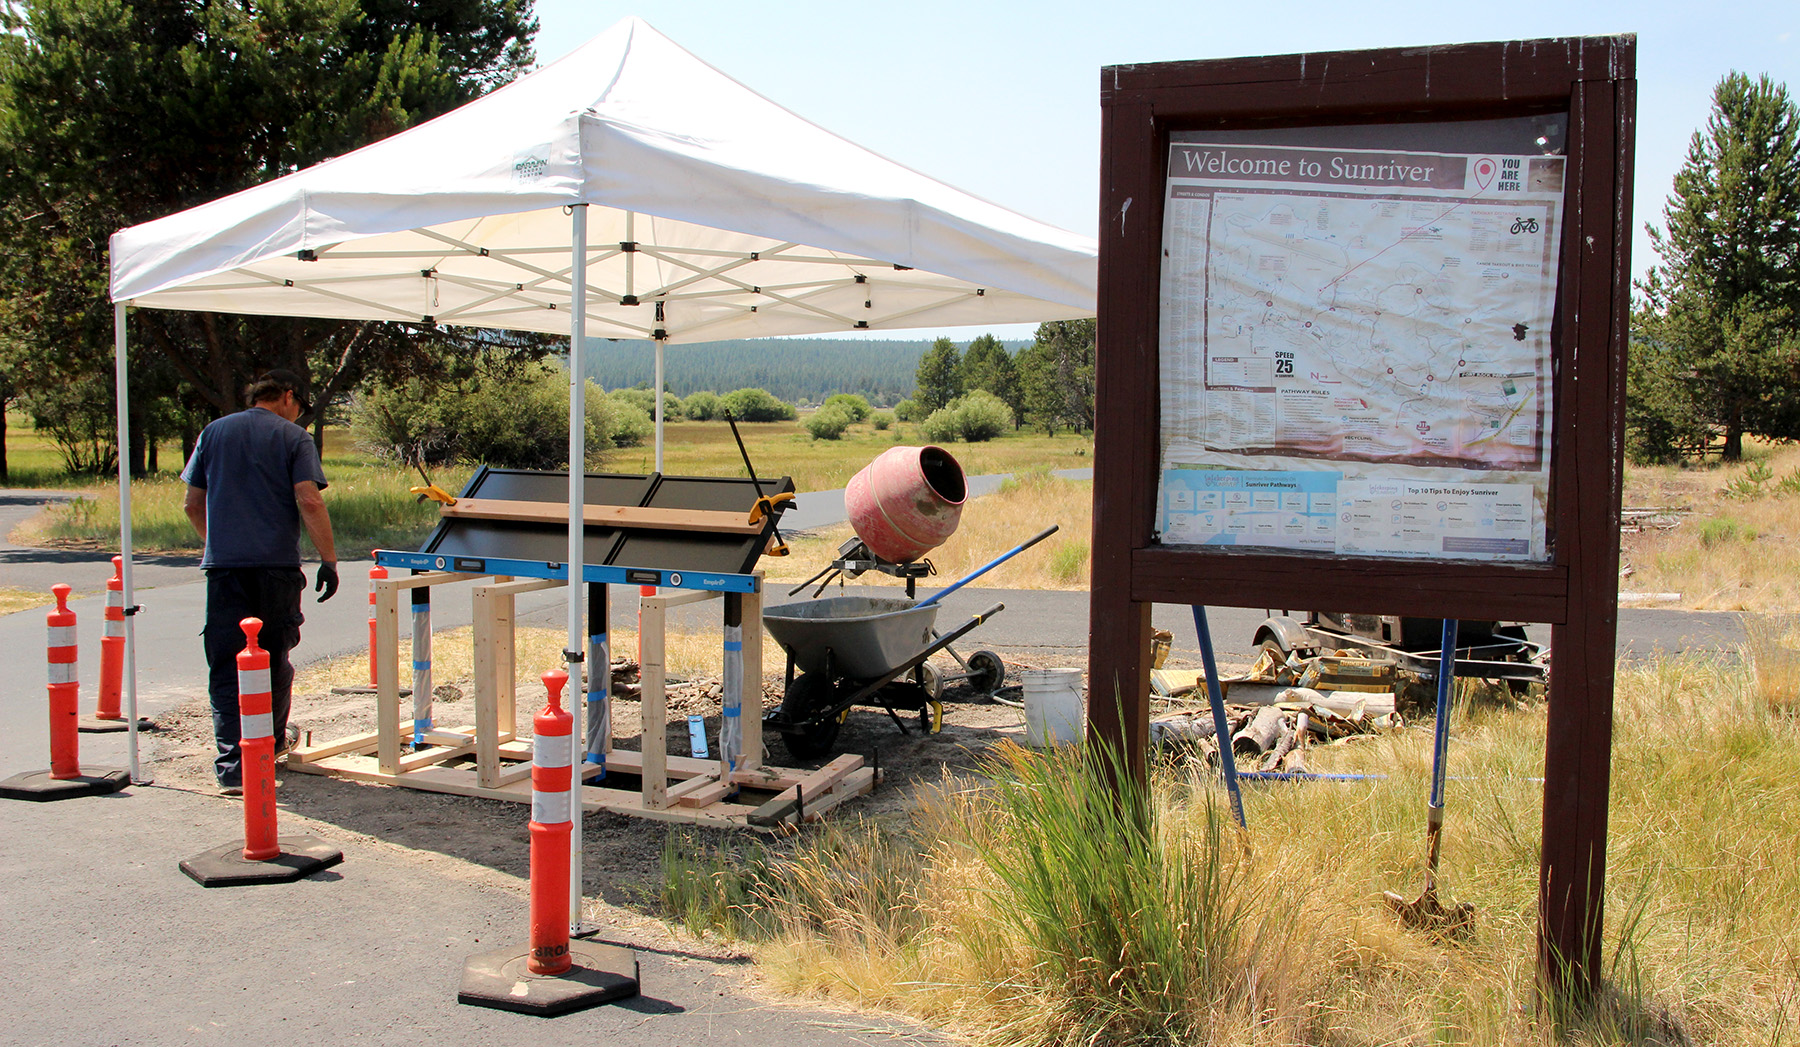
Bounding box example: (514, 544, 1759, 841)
(245, 369, 311, 414)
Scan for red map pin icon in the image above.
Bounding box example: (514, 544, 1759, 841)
(1474, 157, 1496, 190)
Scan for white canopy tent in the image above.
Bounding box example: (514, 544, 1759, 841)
(108, 16, 1095, 925)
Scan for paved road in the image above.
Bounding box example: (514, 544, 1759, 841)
(0, 483, 1752, 1046)
(0, 493, 951, 1047)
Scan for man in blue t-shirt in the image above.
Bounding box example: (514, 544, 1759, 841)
(181, 370, 340, 794)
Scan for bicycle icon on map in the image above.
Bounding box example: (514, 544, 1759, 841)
(1510, 216, 1540, 235)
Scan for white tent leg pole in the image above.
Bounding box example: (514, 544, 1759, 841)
(567, 203, 589, 934)
(653, 338, 665, 472)
(113, 302, 146, 785)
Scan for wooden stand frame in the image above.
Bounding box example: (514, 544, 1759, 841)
(1089, 37, 1635, 994)
(290, 571, 875, 828)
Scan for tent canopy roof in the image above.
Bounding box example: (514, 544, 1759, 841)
(109, 17, 1096, 343)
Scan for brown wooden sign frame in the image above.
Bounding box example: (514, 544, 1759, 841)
(1088, 36, 1635, 993)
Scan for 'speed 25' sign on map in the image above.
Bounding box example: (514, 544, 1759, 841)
(1156, 128, 1565, 562)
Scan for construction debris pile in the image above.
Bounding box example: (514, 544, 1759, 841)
(1151, 646, 1405, 773)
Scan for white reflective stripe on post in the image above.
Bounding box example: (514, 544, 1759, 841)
(238, 667, 271, 697)
(107, 590, 123, 607)
(241, 712, 274, 741)
(533, 738, 573, 769)
(105, 619, 125, 638)
(47, 662, 78, 685)
(47, 624, 77, 647)
(533, 789, 571, 825)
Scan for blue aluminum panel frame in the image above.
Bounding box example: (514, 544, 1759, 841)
(372, 549, 761, 594)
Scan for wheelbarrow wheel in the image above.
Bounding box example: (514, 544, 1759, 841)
(965, 649, 1005, 694)
(919, 661, 943, 702)
(779, 672, 843, 760)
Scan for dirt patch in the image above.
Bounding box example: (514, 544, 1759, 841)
(138, 646, 1053, 929)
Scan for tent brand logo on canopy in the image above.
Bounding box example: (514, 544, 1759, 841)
(512, 154, 549, 183)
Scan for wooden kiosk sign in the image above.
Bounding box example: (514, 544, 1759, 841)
(1088, 37, 1635, 990)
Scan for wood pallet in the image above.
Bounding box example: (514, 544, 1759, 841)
(289, 736, 876, 828)
(286, 571, 877, 828)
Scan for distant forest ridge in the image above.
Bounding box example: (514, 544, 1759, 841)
(578, 337, 1031, 405)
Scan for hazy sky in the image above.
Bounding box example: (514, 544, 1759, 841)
(532, 1, 1798, 337)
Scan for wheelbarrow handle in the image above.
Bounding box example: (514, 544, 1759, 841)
(830, 602, 1007, 712)
(916, 525, 1059, 609)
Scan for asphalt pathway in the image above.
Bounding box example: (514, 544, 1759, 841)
(0, 480, 1752, 1046)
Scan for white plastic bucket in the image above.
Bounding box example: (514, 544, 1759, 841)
(1021, 668, 1084, 747)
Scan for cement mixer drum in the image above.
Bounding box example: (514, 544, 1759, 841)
(845, 445, 966, 563)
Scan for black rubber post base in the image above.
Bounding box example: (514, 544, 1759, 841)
(179, 835, 343, 887)
(0, 767, 130, 802)
(77, 716, 156, 734)
(458, 942, 640, 1016)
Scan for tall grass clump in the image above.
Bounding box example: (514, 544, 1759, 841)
(739, 741, 1271, 1045)
(659, 831, 779, 940)
(957, 742, 1252, 1044)
(1743, 612, 1800, 716)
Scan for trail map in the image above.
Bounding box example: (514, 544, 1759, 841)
(1157, 135, 1564, 561)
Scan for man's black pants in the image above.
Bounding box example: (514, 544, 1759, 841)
(204, 567, 306, 788)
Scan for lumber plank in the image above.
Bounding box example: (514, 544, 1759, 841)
(443, 498, 760, 535)
(640, 598, 668, 810)
(676, 782, 734, 808)
(375, 583, 402, 775)
(398, 740, 477, 773)
(746, 755, 865, 825)
(741, 580, 764, 772)
(289, 731, 380, 763)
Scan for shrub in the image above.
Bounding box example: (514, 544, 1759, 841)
(683, 390, 721, 421)
(870, 410, 894, 431)
(821, 393, 871, 423)
(719, 387, 796, 422)
(801, 404, 854, 440)
(1697, 516, 1753, 548)
(893, 398, 920, 422)
(918, 390, 1014, 443)
(918, 405, 960, 443)
(606, 398, 653, 447)
(952, 389, 1013, 441)
(609, 387, 683, 420)
(22, 373, 121, 474)
(353, 366, 630, 467)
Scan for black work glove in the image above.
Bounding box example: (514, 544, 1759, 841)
(315, 562, 339, 602)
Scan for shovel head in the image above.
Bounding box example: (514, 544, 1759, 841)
(1383, 888, 1476, 940)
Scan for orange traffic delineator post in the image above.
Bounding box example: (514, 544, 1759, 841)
(80, 557, 154, 734)
(179, 618, 343, 887)
(459, 669, 639, 1016)
(0, 584, 129, 801)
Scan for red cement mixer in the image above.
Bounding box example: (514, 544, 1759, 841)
(844, 445, 968, 564)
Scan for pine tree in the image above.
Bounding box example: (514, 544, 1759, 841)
(0, 0, 542, 465)
(1637, 72, 1800, 460)
(914, 336, 963, 414)
(960, 332, 1024, 427)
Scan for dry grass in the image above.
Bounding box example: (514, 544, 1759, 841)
(1741, 612, 1800, 718)
(0, 586, 52, 617)
(577, 418, 1093, 496)
(1623, 441, 1800, 610)
(765, 469, 1093, 592)
(667, 652, 1800, 1046)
